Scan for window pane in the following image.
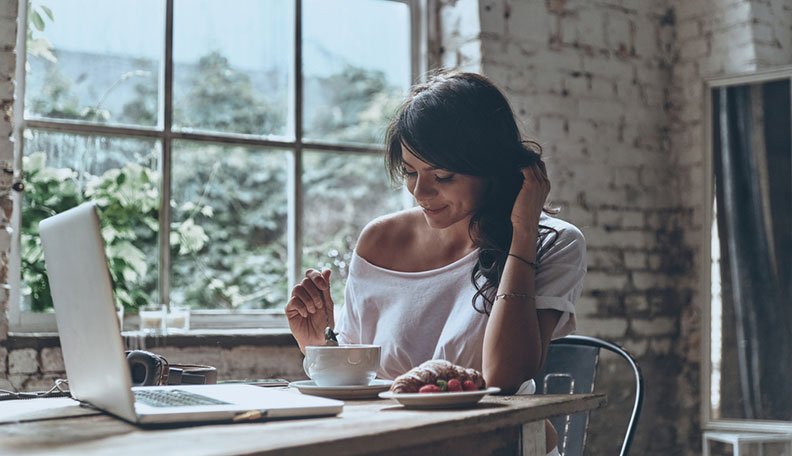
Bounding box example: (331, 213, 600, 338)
(302, 151, 405, 303)
(22, 129, 161, 312)
(171, 142, 290, 309)
(303, 0, 411, 145)
(173, 0, 294, 136)
(25, 0, 163, 126)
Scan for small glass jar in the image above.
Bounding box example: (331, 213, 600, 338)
(165, 305, 191, 334)
(139, 304, 166, 334)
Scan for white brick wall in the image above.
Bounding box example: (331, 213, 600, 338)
(463, 0, 788, 453)
(439, 0, 483, 71)
(0, 16, 16, 48)
(40, 347, 65, 373)
(621, 337, 649, 357)
(4, 341, 305, 392)
(0, 0, 14, 348)
(153, 345, 305, 379)
(577, 317, 629, 339)
(8, 348, 37, 374)
(753, 0, 792, 65)
(664, 0, 792, 452)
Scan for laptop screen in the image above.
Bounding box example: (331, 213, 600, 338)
(39, 202, 138, 422)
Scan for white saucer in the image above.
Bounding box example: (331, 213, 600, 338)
(289, 379, 394, 400)
(378, 387, 501, 409)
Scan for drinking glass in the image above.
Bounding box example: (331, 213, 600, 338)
(139, 304, 165, 334)
(166, 305, 191, 334)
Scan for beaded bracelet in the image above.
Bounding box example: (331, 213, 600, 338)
(495, 292, 535, 301)
(507, 253, 539, 270)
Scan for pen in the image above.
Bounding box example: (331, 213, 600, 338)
(233, 410, 267, 422)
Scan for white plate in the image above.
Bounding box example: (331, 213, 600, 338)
(289, 379, 394, 399)
(378, 387, 501, 409)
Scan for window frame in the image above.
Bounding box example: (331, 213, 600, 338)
(10, 0, 427, 332)
(701, 65, 792, 433)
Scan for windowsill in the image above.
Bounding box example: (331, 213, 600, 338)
(8, 309, 293, 333)
(4, 328, 299, 350)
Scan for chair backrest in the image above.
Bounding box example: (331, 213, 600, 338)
(534, 335, 644, 456)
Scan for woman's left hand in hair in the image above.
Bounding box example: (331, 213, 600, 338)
(511, 161, 550, 229)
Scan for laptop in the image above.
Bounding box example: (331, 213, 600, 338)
(39, 202, 343, 426)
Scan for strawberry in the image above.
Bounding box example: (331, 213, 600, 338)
(436, 380, 448, 392)
(419, 384, 441, 393)
(462, 380, 478, 391)
(447, 379, 462, 392)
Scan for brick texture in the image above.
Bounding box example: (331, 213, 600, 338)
(663, 2, 792, 452)
(1, 1, 791, 454)
(0, 0, 14, 351)
(435, 0, 792, 454)
(474, 2, 689, 451)
(751, 0, 792, 66)
(3, 334, 305, 392)
(40, 347, 65, 373)
(8, 348, 38, 374)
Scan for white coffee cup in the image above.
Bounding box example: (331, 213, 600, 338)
(303, 344, 380, 387)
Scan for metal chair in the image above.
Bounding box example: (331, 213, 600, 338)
(534, 335, 644, 456)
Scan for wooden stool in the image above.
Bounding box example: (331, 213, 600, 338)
(703, 431, 792, 456)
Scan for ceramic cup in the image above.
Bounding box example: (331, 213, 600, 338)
(303, 344, 380, 387)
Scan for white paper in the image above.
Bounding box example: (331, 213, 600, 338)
(0, 397, 100, 424)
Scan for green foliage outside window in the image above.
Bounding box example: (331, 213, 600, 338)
(21, 152, 207, 312)
(169, 145, 290, 309)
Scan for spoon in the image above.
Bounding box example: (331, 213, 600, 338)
(321, 290, 338, 346)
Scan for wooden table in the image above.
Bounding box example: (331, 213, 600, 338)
(0, 393, 605, 456)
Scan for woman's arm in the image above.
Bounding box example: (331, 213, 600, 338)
(482, 163, 561, 394)
(482, 228, 562, 393)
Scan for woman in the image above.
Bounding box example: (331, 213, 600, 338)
(286, 71, 586, 455)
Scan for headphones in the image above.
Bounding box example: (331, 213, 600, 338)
(125, 350, 218, 386)
(126, 350, 170, 386)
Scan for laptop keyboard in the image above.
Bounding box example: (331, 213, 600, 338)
(134, 389, 231, 408)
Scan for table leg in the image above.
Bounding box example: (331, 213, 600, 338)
(521, 420, 546, 456)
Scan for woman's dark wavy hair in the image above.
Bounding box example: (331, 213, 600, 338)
(385, 70, 558, 315)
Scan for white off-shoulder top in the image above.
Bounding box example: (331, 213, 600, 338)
(334, 214, 587, 394)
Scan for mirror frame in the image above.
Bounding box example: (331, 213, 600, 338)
(702, 65, 792, 432)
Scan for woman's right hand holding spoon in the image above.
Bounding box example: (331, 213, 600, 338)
(285, 268, 336, 353)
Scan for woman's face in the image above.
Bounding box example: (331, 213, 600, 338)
(401, 143, 486, 230)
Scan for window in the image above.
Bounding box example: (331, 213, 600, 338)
(705, 68, 792, 430)
(11, 0, 421, 331)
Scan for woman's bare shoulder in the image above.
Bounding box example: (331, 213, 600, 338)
(356, 208, 422, 264)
